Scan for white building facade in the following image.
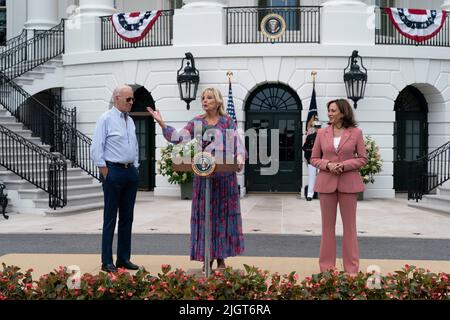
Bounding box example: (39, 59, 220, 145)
(2, 0, 450, 207)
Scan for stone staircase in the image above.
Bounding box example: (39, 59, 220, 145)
(0, 106, 104, 215)
(408, 185, 450, 215)
(5, 56, 64, 96)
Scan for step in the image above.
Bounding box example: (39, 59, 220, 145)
(14, 77, 34, 86)
(18, 182, 102, 199)
(34, 192, 104, 208)
(38, 65, 57, 73)
(421, 194, 450, 207)
(408, 202, 450, 215)
(48, 58, 63, 66)
(0, 136, 44, 145)
(22, 70, 46, 79)
(0, 122, 24, 130)
(0, 153, 62, 161)
(23, 184, 102, 199)
(0, 116, 17, 123)
(3, 175, 95, 190)
(0, 159, 71, 169)
(438, 187, 450, 196)
(0, 129, 33, 138)
(44, 202, 104, 216)
(0, 158, 58, 170)
(0, 167, 84, 180)
(0, 143, 51, 151)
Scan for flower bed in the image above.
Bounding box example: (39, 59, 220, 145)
(1, 263, 449, 300)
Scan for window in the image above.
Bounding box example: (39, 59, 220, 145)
(0, 0, 5, 46)
(258, 0, 301, 31)
(171, 0, 183, 9)
(376, 0, 395, 38)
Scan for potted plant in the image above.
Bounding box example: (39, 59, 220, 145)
(358, 135, 383, 200)
(158, 140, 196, 199)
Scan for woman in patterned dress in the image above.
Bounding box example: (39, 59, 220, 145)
(147, 88, 246, 270)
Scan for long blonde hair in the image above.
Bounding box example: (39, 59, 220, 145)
(201, 88, 227, 116)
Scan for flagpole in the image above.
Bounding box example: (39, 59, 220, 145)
(227, 71, 233, 84)
(311, 71, 317, 89)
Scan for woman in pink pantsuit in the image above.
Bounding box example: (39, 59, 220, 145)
(310, 99, 367, 274)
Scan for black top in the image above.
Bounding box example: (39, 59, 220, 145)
(302, 132, 317, 164)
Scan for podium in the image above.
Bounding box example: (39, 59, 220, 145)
(173, 152, 239, 277)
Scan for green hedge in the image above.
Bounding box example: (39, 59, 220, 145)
(1, 263, 449, 300)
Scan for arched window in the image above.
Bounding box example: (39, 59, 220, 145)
(246, 83, 301, 112)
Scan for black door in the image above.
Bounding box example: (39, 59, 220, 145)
(245, 83, 302, 192)
(393, 86, 428, 192)
(245, 113, 272, 191)
(132, 115, 155, 190)
(130, 86, 156, 191)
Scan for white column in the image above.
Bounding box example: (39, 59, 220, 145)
(321, 0, 374, 45)
(79, 0, 115, 16)
(322, 0, 365, 6)
(442, 1, 450, 11)
(24, 0, 59, 30)
(173, 0, 227, 46)
(183, 0, 226, 7)
(65, 0, 115, 53)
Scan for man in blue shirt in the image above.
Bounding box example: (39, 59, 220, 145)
(91, 85, 140, 273)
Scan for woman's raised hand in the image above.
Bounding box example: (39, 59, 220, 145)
(147, 107, 165, 128)
(237, 154, 245, 172)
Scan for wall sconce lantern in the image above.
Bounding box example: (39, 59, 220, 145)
(343, 50, 367, 109)
(177, 52, 200, 110)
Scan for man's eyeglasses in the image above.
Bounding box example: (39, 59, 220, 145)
(125, 97, 135, 103)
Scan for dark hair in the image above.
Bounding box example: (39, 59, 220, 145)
(326, 99, 358, 128)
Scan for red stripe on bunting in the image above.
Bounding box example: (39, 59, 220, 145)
(408, 9, 427, 15)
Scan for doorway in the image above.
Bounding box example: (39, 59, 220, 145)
(245, 83, 302, 192)
(130, 85, 156, 191)
(393, 85, 428, 192)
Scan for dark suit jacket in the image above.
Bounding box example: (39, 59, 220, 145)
(302, 132, 317, 164)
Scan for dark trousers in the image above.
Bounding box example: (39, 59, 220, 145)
(101, 164, 139, 265)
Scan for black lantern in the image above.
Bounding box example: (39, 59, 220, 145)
(343, 50, 367, 109)
(177, 52, 200, 110)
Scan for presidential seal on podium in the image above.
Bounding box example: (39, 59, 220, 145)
(192, 152, 216, 177)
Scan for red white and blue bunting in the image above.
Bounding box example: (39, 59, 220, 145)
(385, 8, 446, 42)
(111, 10, 161, 43)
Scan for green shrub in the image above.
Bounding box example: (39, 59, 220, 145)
(1, 263, 449, 300)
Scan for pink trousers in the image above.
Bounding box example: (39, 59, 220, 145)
(319, 192, 359, 274)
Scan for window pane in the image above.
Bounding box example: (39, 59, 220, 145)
(413, 120, 420, 134)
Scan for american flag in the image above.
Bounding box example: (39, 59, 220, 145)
(306, 87, 318, 134)
(227, 81, 237, 124)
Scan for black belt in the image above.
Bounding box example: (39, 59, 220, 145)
(106, 161, 133, 168)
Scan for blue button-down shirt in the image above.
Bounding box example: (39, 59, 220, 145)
(90, 106, 139, 168)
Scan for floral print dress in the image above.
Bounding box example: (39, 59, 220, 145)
(162, 115, 246, 261)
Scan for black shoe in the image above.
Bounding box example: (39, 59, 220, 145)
(116, 260, 139, 270)
(101, 263, 117, 273)
(306, 197, 312, 201)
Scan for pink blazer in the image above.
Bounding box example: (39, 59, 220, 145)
(310, 126, 367, 193)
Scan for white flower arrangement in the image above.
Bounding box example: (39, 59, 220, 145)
(360, 135, 383, 184)
(157, 140, 197, 184)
